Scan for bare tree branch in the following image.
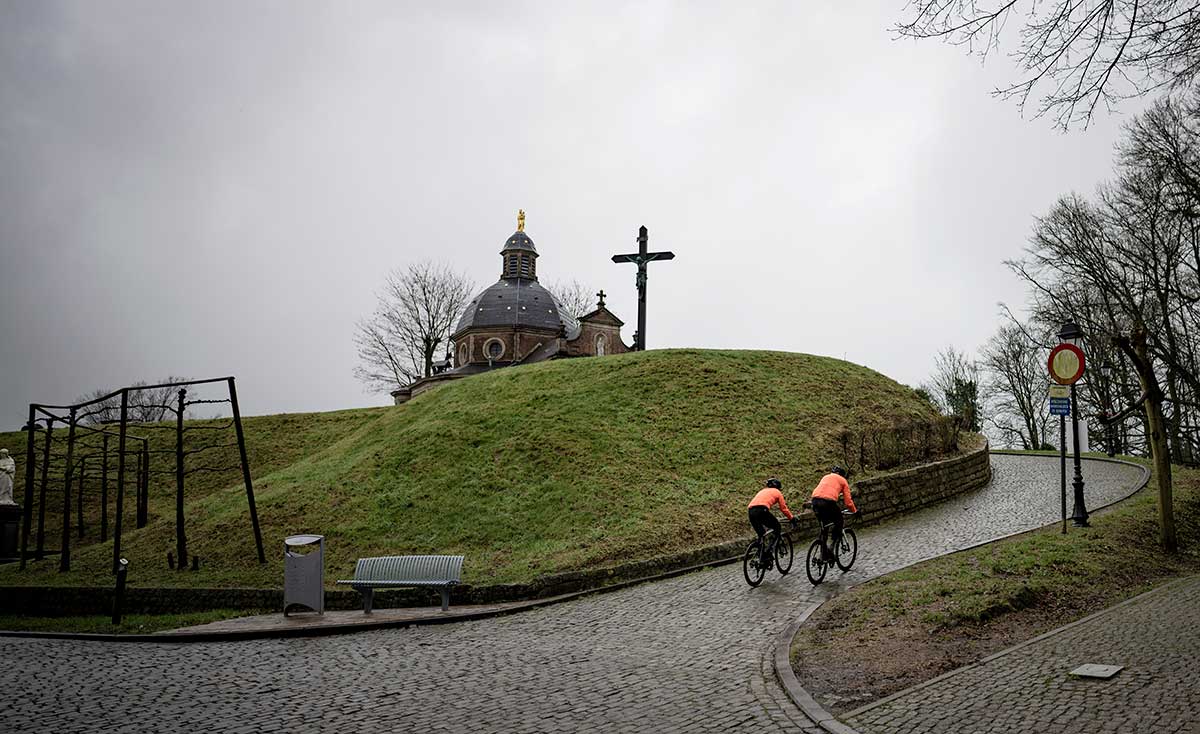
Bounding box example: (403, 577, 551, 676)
(353, 261, 474, 394)
(896, 1, 1200, 128)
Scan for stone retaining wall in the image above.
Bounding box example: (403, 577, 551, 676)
(1, 440, 991, 617)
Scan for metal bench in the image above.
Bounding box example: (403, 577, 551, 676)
(336, 555, 464, 613)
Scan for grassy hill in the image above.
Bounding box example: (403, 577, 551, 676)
(0, 349, 949, 590)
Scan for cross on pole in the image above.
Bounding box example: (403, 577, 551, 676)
(612, 225, 674, 351)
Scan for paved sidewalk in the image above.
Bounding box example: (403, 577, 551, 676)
(846, 575, 1200, 734)
(0, 456, 1147, 733)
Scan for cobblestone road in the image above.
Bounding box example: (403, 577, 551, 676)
(847, 575, 1200, 734)
(0, 456, 1144, 734)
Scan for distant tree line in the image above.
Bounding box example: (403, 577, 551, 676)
(921, 94, 1200, 461)
(896, 1, 1200, 552)
(914, 93, 1200, 552)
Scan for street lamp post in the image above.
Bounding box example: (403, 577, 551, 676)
(1058, 321, 1090, 527)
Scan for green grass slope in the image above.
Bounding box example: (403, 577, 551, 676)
(2, 349, 945, 589)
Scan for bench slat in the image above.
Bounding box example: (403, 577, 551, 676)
(335, 554, 463, 585)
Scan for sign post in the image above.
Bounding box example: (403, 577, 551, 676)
(1048, 343, 1089, 528)
(1049, 384, 1070, 534)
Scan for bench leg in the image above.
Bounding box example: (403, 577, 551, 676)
(440, 588, 449, 612)
(356, 586, 374, 614)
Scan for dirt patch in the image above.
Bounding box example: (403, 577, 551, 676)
(792, 601, 1091, 714)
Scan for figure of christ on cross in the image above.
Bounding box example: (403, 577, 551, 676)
(612, 225, 674, 351)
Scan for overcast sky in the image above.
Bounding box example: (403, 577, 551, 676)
(0, 2, 1143, 430)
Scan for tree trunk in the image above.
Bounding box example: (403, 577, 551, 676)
(423, 337, 435, 378)
(1117, 330, 1178, 553)
(1146, 393, 1177, 552)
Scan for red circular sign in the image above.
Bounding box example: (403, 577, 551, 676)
(1048, 343, 1086, 385)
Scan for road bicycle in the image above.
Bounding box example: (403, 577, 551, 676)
(742, 523, 795, 587)
(803, 505, 858, 585)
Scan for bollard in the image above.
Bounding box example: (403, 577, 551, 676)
(191, 555, 200, 571)
(167, 552, 174, 570)
(112, 558, 129, 625)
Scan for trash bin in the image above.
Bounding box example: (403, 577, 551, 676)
(283, 534, 324, 616)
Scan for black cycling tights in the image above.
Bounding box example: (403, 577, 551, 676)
(748, 505, 781, 539)
(811, 497, 843, 547)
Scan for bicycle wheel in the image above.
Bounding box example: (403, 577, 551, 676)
(835, 528, 858, 572)
(805, 540, 827, 585)
(743, 541, 766, 587)
(775, 533, 794, 575)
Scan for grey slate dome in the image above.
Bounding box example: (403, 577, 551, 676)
(454, 278, 572, 335)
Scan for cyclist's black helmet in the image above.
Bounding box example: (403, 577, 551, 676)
(765, 477, 782, 489)
(830, 465, 847, 478)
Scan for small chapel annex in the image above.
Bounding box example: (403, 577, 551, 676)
(391, 212, 630, 404)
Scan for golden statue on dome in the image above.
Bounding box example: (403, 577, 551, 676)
(517, 209, 526, 232)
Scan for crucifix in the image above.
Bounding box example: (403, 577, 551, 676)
(596, 289, 607, 308)
(612, 225, 674, 351)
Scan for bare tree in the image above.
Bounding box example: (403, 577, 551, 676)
(925, 346, 984, 432)
(1112, 325, 1179, 551)
(980, 323, 1051, 449)
(75, 376, 193, 424)
(895, 1, 1200, 128)
(544, 279, 597, 320)
(353, 261, 475, 393)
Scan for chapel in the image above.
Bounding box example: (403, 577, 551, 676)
(391, 211, 630, 404)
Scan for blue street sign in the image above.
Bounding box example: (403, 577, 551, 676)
(1049, 397, 1071, 416)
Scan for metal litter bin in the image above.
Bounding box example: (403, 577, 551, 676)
(283, 534, 324, 616)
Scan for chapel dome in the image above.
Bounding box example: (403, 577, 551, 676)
(454, 278, 581, 339)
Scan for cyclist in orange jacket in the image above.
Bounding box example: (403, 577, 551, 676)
(811, 465, 859, 561)
(748, 478, 799, 554)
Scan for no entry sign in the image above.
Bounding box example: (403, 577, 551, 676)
(1048, 343, 1086, 385)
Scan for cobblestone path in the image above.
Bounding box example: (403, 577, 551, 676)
(846, 575, 1200, 734)
(0, 456, 1144, 734)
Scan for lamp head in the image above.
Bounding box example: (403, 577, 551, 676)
(1056, 321, 1084, 346)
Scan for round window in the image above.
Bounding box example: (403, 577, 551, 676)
(486, 340, 504, 360)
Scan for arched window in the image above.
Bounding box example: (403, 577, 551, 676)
(595, 334, 607, 356)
